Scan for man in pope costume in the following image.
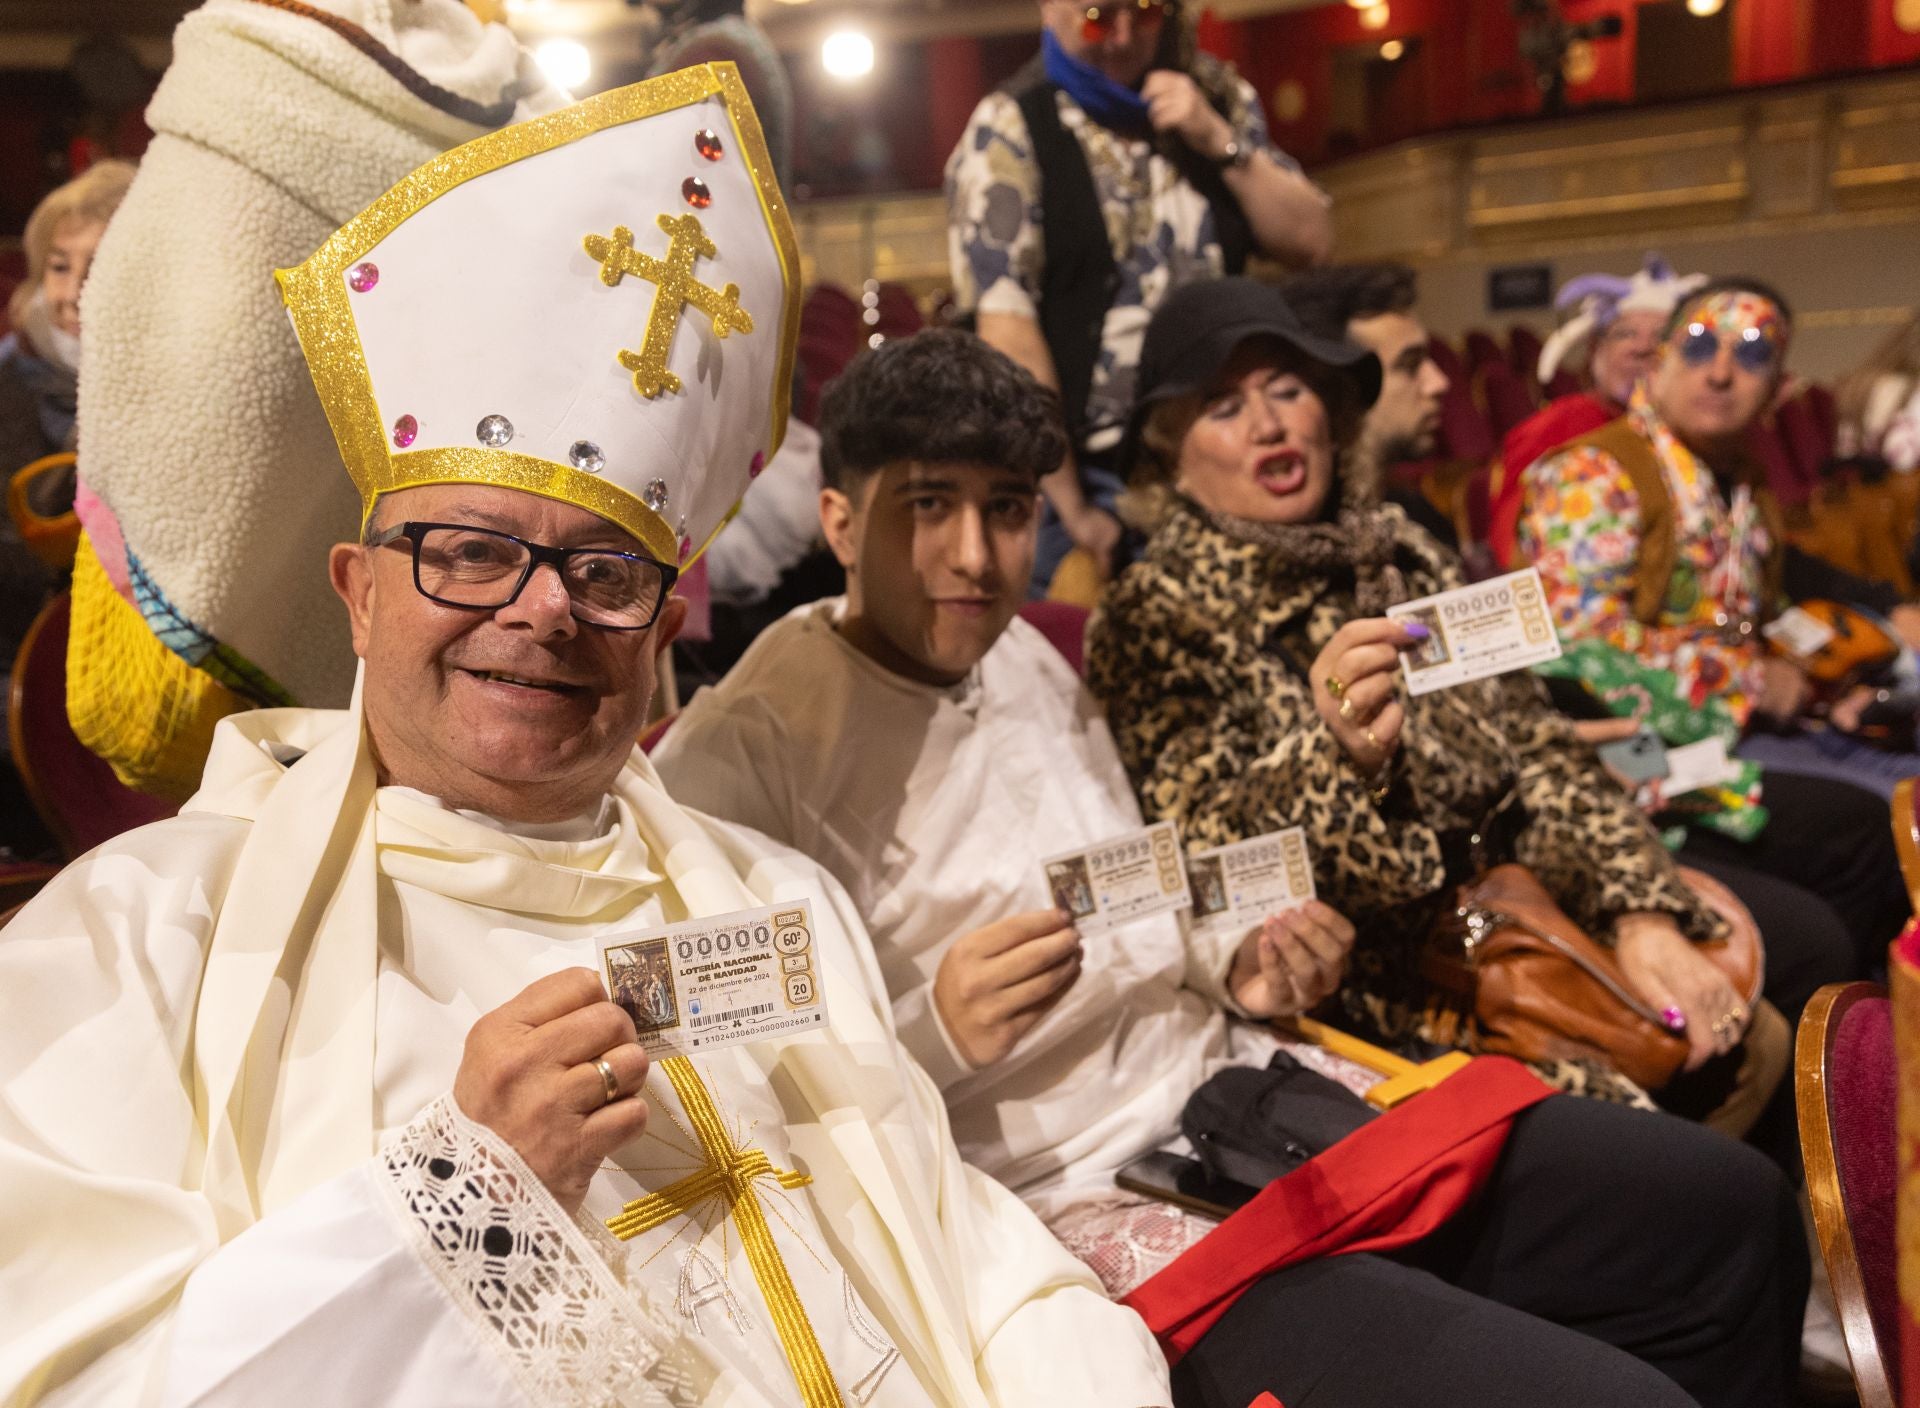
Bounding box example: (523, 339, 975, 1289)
(0, 68, 1172, 1407)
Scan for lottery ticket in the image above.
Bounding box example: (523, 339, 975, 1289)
(599, 901, 827, 1058)
(1387, 567, 1562, 696)
(1187, 827, 1316, 933)
(1040, 820, 1191, 935)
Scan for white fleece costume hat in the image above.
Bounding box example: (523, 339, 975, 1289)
(277, 62, 797, 569)
(1537, 253, 1708, 385)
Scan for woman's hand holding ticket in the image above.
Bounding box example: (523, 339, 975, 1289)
(1310, 618, 1428, 773)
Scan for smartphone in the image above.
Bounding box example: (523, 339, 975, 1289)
(1595, 728, 1669, 784)
(1114, 1149, 1259, 1221)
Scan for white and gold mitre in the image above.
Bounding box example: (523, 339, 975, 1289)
(276, 64, 796, 568)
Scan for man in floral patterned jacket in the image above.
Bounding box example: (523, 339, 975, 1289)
(1517, 277, 1920, 796)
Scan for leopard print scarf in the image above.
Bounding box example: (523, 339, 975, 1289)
(1188, 497, 1409, 615)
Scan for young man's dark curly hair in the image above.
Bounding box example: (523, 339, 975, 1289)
(816, 329, 1068, 494)
(1281, 263, 1419, 344)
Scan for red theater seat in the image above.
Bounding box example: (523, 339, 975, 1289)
(1797, 981, 1899, 1408)
(1019, 600, 1089, 676)
(9, 594, 176, 860)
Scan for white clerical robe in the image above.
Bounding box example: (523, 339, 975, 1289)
(0, 701, 1170, 1407)
(653, 602, 1263, 1219)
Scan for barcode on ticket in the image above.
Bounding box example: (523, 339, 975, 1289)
(691, 1002, 774, 1029)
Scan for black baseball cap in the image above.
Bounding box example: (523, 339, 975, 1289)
(1119, 277, 1382, 476)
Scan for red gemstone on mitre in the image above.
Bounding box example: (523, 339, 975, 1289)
(391, 414, 418, 448)
(682, 176, 713, 209)
(695, 128, 724, 161)
(748, 450, 766, 480)
(348, 262, 379, 293)
(678, 535, 693, 562)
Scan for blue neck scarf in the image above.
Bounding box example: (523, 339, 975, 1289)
(1041, 28, 1152, 135)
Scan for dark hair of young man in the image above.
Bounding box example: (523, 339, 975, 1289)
(815, 328, 1069, 494)
(1666, 275, 1796, 335)
(1281, 263, 1419, 343)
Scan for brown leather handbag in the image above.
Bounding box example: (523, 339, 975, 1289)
(1421, 863, 1763, 1091)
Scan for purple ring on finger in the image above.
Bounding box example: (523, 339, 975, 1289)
(1660, 1005, 1687, 1033)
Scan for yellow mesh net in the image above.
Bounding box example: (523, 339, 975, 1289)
(66, 533, 251, 800)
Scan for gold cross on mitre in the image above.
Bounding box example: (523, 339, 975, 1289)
(607, 1056, 845, 1408)
(584, 213, 755, 399)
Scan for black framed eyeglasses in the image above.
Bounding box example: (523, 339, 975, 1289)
(368, 521, 679, 631)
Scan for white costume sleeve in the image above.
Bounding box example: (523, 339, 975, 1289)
(164, 1096, 769, 1408)
(0, 824, 760, 1408)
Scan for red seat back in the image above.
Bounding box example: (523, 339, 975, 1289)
(1778, 392, 1834, 486)
(1463, 329, 1503, 378)
(1019, 600, 1089, 676)
(1507, 324, 1544, 381)
(1829, 995, 1899, 1384)
(9, 594, 176, 859)
(1477, 363, 1538, 440)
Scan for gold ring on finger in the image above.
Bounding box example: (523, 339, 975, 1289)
(594, 1056, 621, 1107)
(1364, 727, 1381, 753)
(1326, 674, 1347, 698)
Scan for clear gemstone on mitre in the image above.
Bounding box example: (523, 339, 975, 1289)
(476, 414, 514, 447)
(569, 440, 605, 473)
(643, 478, 670, 512)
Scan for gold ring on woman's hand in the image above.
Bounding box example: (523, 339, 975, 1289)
(594, 1057, 621, 1107)
(1326, 674, 1347, 698)
(1364, 727, 1381, 753)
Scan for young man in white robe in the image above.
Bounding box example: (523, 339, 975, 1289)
(0, 71, 1171, 1408)
(654, 328, 1809, 1408)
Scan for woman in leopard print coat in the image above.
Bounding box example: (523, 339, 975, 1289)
(1086, 278, 1785, 1121)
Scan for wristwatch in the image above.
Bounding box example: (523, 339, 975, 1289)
(1213, 138, 1252, 171)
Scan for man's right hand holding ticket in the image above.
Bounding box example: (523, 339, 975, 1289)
(1310, 618, 1430, 772)
(934, 909, 1084, 1068)
(1228, 902, 1357, 1018)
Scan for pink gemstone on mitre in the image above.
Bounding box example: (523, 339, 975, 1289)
(748, 450, 766, 479)
(348, 262, 379, 293)
(678, 535, 693, 562)
(695, 128, 724, 161)
(391, 414, 418, 448)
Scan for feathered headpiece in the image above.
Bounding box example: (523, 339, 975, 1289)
(1536, 253, 1707, 385)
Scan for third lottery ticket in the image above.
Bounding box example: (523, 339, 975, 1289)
(1387, 567, 1562, 696)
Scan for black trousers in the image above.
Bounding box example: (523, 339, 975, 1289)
(1675, 767, 1908, 1005)
(1171, 1096, 1807, 1408)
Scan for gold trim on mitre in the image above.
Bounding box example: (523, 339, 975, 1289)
(274, 63, 798, 569)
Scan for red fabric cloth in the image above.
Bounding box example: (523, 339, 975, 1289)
(1247, 1396, 1284, 1408)
(1124, 1056, 1554, 1363)
(1489, 393, 1617, 569)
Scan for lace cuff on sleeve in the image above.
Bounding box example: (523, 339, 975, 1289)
(373, 1093, 709, 1408)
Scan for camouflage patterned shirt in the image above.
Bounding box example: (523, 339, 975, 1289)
(945, 59, 1316, 454)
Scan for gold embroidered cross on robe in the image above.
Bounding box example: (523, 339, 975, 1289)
(607, 1056, 844, 1408)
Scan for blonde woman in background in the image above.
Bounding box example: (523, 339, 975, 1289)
(1, 158, 135, 475)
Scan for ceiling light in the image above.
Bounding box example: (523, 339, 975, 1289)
(534, 38, 590, 92)
(1380, 38, 1405, 60)
(822, 29, 875, 80)
(1686, 0, 1725, 12)
(1358, 5, 1390, 31)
